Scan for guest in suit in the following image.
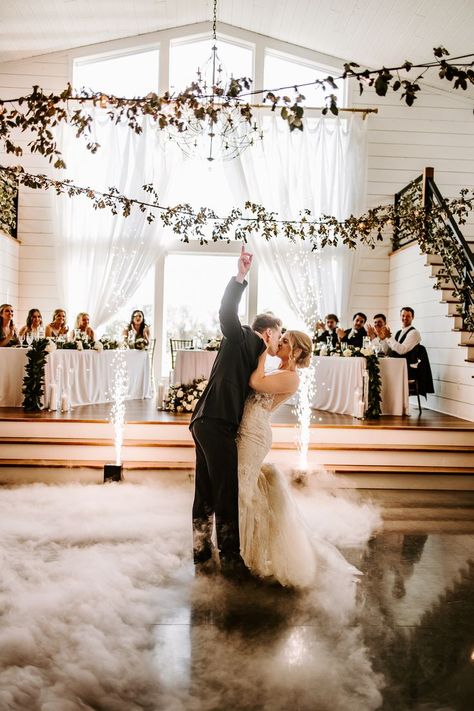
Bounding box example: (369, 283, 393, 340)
(45, 309, 68, 338)
(337, 312, 367, 348)
(367, 313, 390, 354)
(0, 304, 19, 347)
(19, 308, 43, 340)
(314, 313, 339, 349)
(70, 312, 95, 342)
(382, 307, 421, 360)
(123, 309, 150, 345)
(190, 246, 281, 577)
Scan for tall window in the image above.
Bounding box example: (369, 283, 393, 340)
(162, 253, 247, 374)
(264, 50, 344, 108)
(74, 47, 159, 96)
(170, 37, 253, 93)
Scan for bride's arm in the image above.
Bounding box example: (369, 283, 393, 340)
(249, 352, 298, 395)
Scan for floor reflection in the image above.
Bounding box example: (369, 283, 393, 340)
(152, 489, 474, 711)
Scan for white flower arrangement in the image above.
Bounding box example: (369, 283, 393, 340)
(45, 339, 57, 354)
(164, 378, 208, 413)
(94, 341, 104, 352)
(205, 338, 221, 351)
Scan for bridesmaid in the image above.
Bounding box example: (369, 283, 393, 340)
(123, 309, 150, 345)
(19, 308, 43, 340)
(0, 304, 19, 347)
(70, 312, 95, 342)
(45, 309, 68, 339)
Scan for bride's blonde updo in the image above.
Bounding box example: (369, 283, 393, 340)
(286, 330, 313, 368)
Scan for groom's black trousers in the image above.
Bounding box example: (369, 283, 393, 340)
(191, 417, 240, 564)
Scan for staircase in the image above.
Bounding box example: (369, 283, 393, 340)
(393, 167, 474, 365)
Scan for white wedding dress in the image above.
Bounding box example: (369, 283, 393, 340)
(237, 390, 360, 588)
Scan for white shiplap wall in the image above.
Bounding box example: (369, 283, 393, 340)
(0, 230, 20, 308)
(348, 84, 474, 420)
(1, 29, 473, 417)
(0, 52, 68, 325)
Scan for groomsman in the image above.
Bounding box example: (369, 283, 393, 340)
(314, 313, 339, 348)
(337, 312, 368, 348)
(367, 313, 390, 354)
(376, 307, 421, 361)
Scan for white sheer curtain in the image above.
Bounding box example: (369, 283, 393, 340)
(225, 113, 368, 328)
(51, 113, 171, 330)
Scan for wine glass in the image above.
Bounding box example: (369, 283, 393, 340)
(26, 331, 34, 348)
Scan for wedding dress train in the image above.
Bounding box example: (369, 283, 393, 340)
(237, 391, 360, 588)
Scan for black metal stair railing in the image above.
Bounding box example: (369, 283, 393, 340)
(393, 167, 474, 330)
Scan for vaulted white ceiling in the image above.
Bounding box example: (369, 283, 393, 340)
(0, 0, 473, 69)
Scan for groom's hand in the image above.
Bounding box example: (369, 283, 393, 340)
(236, 244, 253, 283)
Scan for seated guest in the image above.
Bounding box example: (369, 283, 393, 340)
(70, 312, 95, 342)
(123, 309, 150, 345)
(0, 303, 19, 347)
(19, 308, 43, 340)
(379, 307, 421, 360)
(45, 309, 69, 338)
(337, 312, 367, 348)
(367, 313, 390, 354)
(314, 313, 339, 348)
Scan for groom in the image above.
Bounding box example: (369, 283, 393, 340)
(190, 246, 282, 576)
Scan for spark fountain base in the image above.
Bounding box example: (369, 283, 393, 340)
(103, 463, 123, 483)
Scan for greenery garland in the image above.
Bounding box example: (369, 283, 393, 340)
(361, 353, 382, 419)
(22, 339, 49, 411)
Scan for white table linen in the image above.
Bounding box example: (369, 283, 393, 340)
(311, 356, 408, 416)
(172, 349, 218, 385)
(0, 349, 29, 407)
(44, 350, 152, 407)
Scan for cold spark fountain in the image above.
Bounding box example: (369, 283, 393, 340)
(104, 345, 129, 482)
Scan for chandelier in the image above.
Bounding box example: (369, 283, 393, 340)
(168, 0, 262, 162)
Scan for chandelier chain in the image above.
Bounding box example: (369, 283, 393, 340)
(212, 0, 217, 40)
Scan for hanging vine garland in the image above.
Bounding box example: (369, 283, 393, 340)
(0, 47, 472, 168)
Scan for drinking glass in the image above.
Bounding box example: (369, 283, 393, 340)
(26, 332, 34, 347)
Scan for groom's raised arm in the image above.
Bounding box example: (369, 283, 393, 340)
(219, 246, 253, 341)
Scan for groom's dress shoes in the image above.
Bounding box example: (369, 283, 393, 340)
(220, 556, 255, 583)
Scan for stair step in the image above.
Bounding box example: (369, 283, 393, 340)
(445, 302, 461, 316)
(447, 314, 464, 330)
(430, 264, 449, 277)
(425, 254, 443, 266)
(440, 289, 460, 302)
(431, 276, 455, 289)
(459, 331, 474, 346)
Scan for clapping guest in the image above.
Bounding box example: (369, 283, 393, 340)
(123, 309, 150, 345)
(314, 313, 339, 348)
(337, 312, 368, 348)
(0, 304, 19, 347)
(19, 308, 43, 340)
(70, 312, 95, 342)
(367, 313, 390, 354)
(382, 307, 421, 359)
(45, 309, 68, 338)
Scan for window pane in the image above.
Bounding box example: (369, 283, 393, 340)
(257, 265, 306, 332)
(264, 51, 344, 108)
(74, 49, 159, 96)
(170, 38, 253, 93)
(163, 254, 247, 375)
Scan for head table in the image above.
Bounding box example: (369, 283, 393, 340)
(170, 349, 409, 417)
(0, 348, 152, 408)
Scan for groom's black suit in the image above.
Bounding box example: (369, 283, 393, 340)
(190, 277, 266, 565)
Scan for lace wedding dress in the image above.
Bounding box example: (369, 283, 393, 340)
(237, 390, 360, 588)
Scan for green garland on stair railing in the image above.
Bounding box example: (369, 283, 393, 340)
(22, 338, 49, 411)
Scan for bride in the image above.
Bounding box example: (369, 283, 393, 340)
(237, 330, 359, 588)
